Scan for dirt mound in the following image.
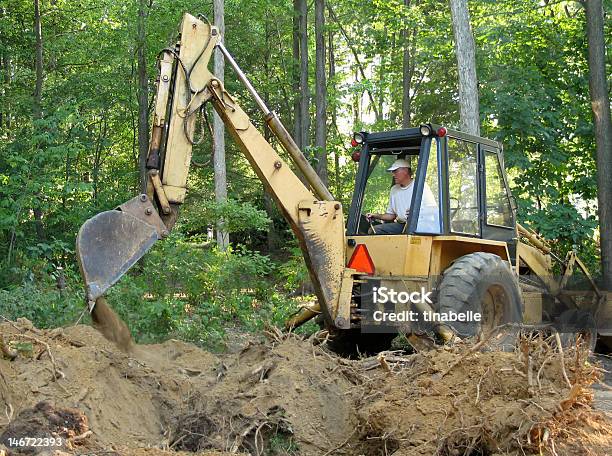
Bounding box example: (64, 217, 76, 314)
(1, 319, 610, 456)
(350, 345, 609, 455)
(169, 336, 357, 455)
(0, 320, 220, 454)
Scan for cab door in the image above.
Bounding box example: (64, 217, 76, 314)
(479, 146, 515, 243)
(446, 136, 481, 237)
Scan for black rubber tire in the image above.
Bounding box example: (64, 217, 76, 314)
(436, 252, 523, 350)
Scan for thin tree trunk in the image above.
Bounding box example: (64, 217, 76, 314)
(0, 51, 6, 129)
(213, 0, 229, 249)
(329, 30, 340, 198)
(378, 28, 386, 122)
(92, 114, 108, 207)
(292, 0, 302, 147)
(584, 0, 612, 289)
(33, 0, 43, 121)
(263, 18, 280, 252)
(0, 8, 5, 129)
(449, 0, 480, 136)
(353, 68, 360, 126)
(2, 46, 10, 129)
(298, 0, 310, 150)
(33, 0, 45, 242)
(137, 0, 149, 194)
(401, 0, 412, 128)
(314, 0, 327, 184)
(0, 56, 2, 129)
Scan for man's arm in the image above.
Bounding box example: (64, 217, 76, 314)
(366, 212, 396, 222)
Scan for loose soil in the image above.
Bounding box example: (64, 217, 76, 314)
(90, 297, 134, 354)
(0, 319, 610, 456)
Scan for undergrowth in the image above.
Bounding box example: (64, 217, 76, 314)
(0, 233, 317, 351)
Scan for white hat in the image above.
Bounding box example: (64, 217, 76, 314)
(387, 158, 411, 172)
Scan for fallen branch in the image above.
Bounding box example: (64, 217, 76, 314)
(0, 315, 21, 332)
(10, 334, 64, 381)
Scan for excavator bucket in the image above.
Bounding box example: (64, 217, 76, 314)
(76, 195, 168, 302)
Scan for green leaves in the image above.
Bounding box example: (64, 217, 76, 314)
(476, 0, 600, 267)
(0, 0, 605, 335)
(180, 198, 271, 235)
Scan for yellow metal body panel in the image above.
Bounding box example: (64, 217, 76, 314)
(366, 278, 430, 332)
(428, 236, 510, 276)
(516, 241, 558, 294)
(522, 291, 545, 324)
(346, 235, 510, 279)
(162, 14, 219, 203)
(346, 235, 432, 276)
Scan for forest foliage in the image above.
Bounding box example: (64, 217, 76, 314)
(0, 0, 609, 346)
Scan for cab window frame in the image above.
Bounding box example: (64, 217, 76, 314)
(446, 135, 482, 238)
(482, 148, 514, 229)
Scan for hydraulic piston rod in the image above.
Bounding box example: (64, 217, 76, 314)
(216, 42, 333, 202)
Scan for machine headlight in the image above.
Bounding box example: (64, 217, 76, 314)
(419, 124, 432, 136)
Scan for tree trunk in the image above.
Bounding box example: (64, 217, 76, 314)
(298, 0, 310, 151)
(584, 0, 612, 289)
(292, 0, 302, 147)
(214, 0, 229, 249)
(262, 18, 280, 252)
(353, 68, 360, 126)
(329, 30, 340, 198)
(449, 0, 480, 136)
(314, 0, 327, 184)
(378, 27, 387, 122)
(0, 8, 6, 128)
(33, 0, 45, 242)
(136, 0, 149, 194)
(401, 0, 412, 128)
(0, 51, 8, 129)
(33, 0, 43, 121)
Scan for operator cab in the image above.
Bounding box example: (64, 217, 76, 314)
(347, 124, 516, 244)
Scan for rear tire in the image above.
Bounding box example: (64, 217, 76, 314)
(436, 252, 523, 350)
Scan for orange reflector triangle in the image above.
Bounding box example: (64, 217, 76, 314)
(347, 244, 375, 275)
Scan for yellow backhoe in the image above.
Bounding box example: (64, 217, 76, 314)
(76, 14, 610, 349)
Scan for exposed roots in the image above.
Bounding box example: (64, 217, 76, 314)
(1, 319, 609, 456)
(170, 405, 295, 455)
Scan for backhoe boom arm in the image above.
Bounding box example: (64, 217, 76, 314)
(76, 14, 353, 329)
